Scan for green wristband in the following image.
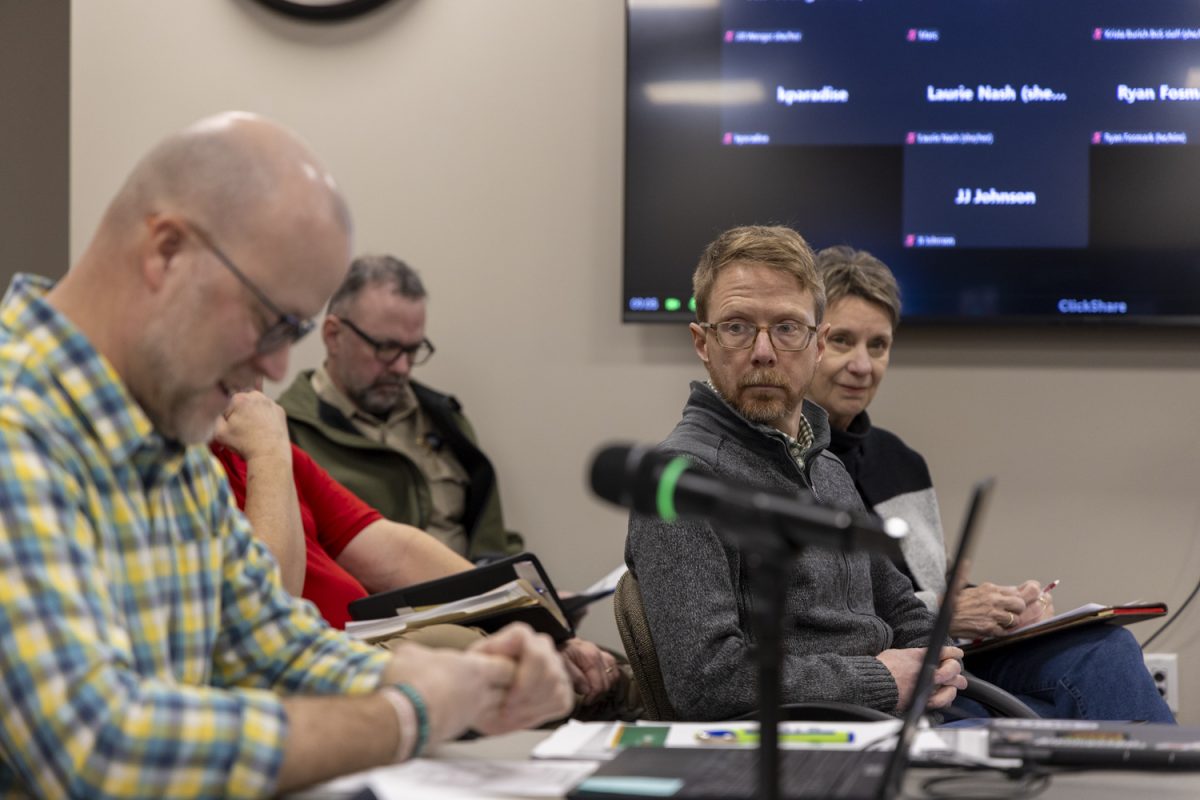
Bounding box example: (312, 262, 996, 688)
(392, 683, 430, 757)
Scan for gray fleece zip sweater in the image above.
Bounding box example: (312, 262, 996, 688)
(625, 382, 936, 720)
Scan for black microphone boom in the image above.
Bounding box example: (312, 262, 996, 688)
(590, 443, 906, 559)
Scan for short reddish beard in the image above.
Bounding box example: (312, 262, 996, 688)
(718, 368, 803, 425)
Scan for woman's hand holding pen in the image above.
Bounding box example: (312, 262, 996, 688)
(949, 582, 1030, 639)
(949, 579, 1058, 640)
(1011, 579, 1057, 629)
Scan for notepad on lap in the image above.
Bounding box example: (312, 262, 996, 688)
(962, 602, 1166, 656)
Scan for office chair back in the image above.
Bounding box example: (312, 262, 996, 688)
(613, 570, 678, 721)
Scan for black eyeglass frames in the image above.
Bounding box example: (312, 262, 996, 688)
(185, 221, 316, 354)
(335, 315, 435, 366)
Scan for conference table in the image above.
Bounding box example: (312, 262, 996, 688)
(295, 727, 1200, 799)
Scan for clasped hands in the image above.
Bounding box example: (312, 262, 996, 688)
(878, 646, 968, 711)
(382, 623, 575, 747)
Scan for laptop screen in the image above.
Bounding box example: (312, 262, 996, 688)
(878, 477, 995, 796)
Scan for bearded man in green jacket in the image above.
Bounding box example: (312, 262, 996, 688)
(278, 254, 522, 561)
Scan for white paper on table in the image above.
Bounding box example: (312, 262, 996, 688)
(532, 719, 908, 758)
(532, 720, 623, 760)
(660, 720, 904, 751)
(528, 719, 1017, 771)
(367, 757, 599, 799)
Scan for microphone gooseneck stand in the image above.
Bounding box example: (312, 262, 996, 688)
(744, 532, 792, 800)
(734, 523, 793, 800)
(718, 510, 889, 800)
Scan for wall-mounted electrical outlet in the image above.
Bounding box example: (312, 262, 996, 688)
(1144, 652, 1179, 714)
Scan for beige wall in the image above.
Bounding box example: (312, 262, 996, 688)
(72, 0, 1200, 720)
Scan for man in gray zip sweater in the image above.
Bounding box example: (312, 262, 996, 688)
(625, 225, 966, 721)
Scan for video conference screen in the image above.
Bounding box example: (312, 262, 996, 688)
(624, 0, 1200, 324)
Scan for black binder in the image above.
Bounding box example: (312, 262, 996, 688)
(347, 552, 575, 642)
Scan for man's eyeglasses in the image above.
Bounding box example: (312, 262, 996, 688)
(186, 222, 316, 354)
(699, 320, 819, 351)
(336, 316, 435, 366)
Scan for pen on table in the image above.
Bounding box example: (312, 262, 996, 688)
(695, 729, 854, 745)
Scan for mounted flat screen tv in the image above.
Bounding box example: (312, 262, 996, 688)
(624, 0, 1200, 324)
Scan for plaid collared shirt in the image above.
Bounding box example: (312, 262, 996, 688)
(0, 275, 391, 799)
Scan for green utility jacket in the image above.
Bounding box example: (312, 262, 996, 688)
(277, 371, 523, 561)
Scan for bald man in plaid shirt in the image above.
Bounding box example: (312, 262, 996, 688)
(0, 113, 571, 799)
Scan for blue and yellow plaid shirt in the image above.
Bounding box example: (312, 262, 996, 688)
(0, 275, 392, 799)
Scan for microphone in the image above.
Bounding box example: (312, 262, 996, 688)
(589, 443, 907, 558)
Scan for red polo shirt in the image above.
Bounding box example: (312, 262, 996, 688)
(211, 442, 381, 628)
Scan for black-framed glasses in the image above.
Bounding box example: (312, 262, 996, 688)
(699, 320, 819, 351)
(336, 316, 435, 366)
(186, 222, 316, 354)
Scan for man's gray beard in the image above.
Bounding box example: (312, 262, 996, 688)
(351, 381, 405, 419)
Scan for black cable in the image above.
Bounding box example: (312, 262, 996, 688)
(914, 766, 1053, 799)
(1141, 572, 1200, 650)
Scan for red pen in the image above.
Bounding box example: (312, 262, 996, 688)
(1041, 579, 1060, 596)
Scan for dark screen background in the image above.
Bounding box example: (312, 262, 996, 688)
(625, 0, 1200, 324)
